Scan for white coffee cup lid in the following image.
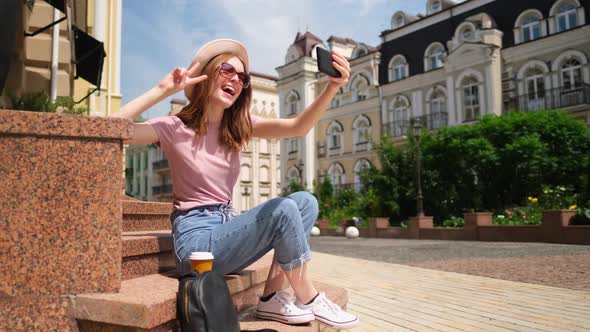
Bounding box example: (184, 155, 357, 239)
(189, 252, 214, 260)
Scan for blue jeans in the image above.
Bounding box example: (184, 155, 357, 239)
(169, 191, 318, 276)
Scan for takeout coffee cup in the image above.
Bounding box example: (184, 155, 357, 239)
(189, 252, 214, 273)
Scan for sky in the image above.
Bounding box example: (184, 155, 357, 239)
(120, 0, 447, 119)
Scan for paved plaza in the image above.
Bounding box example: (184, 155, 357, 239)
(307, 238, 590, 331)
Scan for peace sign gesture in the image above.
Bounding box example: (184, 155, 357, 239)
(158, 62, 208, 96)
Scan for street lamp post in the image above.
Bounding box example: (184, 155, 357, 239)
(297, 159, 305, 186)
(412, 118, 425, 217)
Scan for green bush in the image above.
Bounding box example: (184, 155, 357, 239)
(441, 216, 465, 227)
(363, 110, 590, 223)
(571, 203, 590, 225)
(9, 91, 87, 115)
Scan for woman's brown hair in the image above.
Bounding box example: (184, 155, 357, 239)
(176, 53, 253, 151)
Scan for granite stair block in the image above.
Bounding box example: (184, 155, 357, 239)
(73, 252, 349, 332)
(121, 231, 175, 280)
(122, 200, 173, 232)
(73, 254, 275, 329)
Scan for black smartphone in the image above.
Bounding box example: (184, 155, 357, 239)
(316, 47, 342, 78)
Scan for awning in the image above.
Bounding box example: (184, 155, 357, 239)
(72, 24, 106, 101)
(25, 0, 67, 37)
(0, 0, 20, 94)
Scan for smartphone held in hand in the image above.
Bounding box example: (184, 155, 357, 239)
(316, 47, 342, 78)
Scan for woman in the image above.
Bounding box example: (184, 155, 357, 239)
(115, 39, 358, 329)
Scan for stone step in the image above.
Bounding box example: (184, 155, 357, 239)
(122, 200, 172, 232)
(121, 230, 175, 281)
(74, 253, 347, 332)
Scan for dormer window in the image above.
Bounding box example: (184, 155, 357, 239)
(461, 27, 475, 40)
(392, 12, 405, 29)
(431, 1, 441, 12)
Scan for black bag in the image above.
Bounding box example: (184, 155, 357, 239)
(177, 271, 240, 332)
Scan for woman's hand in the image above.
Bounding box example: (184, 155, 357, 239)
(328, 52, 351, 89)
(157, 62, 208, 96)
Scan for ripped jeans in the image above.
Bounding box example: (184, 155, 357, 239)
(169, 191, 318, 276)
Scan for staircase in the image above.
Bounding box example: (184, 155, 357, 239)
(71, 198, 348, 331)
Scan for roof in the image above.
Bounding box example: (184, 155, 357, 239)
(293, 31, 324, 57)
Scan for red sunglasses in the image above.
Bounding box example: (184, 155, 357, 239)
(219, 62, 250, 88)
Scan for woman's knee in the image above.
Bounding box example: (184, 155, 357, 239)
(273, 197, 302, 224)
(287, 191, 319, 216)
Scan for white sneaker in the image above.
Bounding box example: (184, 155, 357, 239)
(296, 292, 359, 329)
(256, 290, 315, 325)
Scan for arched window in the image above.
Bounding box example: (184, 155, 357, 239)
(392, 12, 405, 29)
(352, 46, 368, 59)
(460, 26, 475, 41)
(285, 91, 300, 116)
(516, 11, 543, 42)
(425, 43, 445, 71)
(387, 96, 410, 137)
(352, 115, 371, 146)
(330, 87, 343, 108)
(241, 164, 252, 182)
(524, 66, 547, 110)
(353, 159, 372, 192)
(561, 57, 583, 90)
(351, 75, 370, 102)
(328, 163, 345, 190)
(553, 0, 579, 32)
(430, 0, 441, 13)
(462, 76, 481, 121)
(327, 121, 344, 152)
(287, 166, 301, 183)
(260, 166, 270, 183)
(389, 55, 408, 81)
(428, 87, 447, 129)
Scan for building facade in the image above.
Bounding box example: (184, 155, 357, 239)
(126, 73, 282, 212)
(1, 0, 122, 117)
(276, 0, 590, 193)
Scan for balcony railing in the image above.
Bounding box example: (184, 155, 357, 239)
(152, 159, 169, 170)
(152, 184, 173, 195)
(507, 84, 590, 113)
(382, 121, 409, 138)
(414, 112, 449, 130)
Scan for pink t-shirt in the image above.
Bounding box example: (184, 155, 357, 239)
(145, 115, 258, 211)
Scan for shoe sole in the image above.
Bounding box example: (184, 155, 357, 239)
(255, 310, 315, 325)
(315, 315, 359, 329)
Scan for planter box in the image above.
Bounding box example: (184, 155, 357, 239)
(367, 217, 389, 237)
(542, 209, 576, 243)
(0, 109, 132, 296)
(464, 212, 493, 227)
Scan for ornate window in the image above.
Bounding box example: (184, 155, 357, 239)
(352, 115, 371, 146)
(327, 121, 344, 152)
(328, 163, 346, 190)
(425, 43, 445, 71)
(561, 57, 583, 90)
(462, 76, 481, 121)
(240, 164, 252, 182)
(351, 75, 370, 102)
(428, 87, 447, 129)
(554, 1, 579, 32)
(525, 66, 547, 110)
(387, 96, 410, 137)
(260, 166, 270, 183)
(287, 166, 301, 183)
(288, 138, 298, 153)
(285, 91, 300, 116)
(392, 12, 405, 29)
(519, 12, 543, 42)
(389, 55, 408, 81)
